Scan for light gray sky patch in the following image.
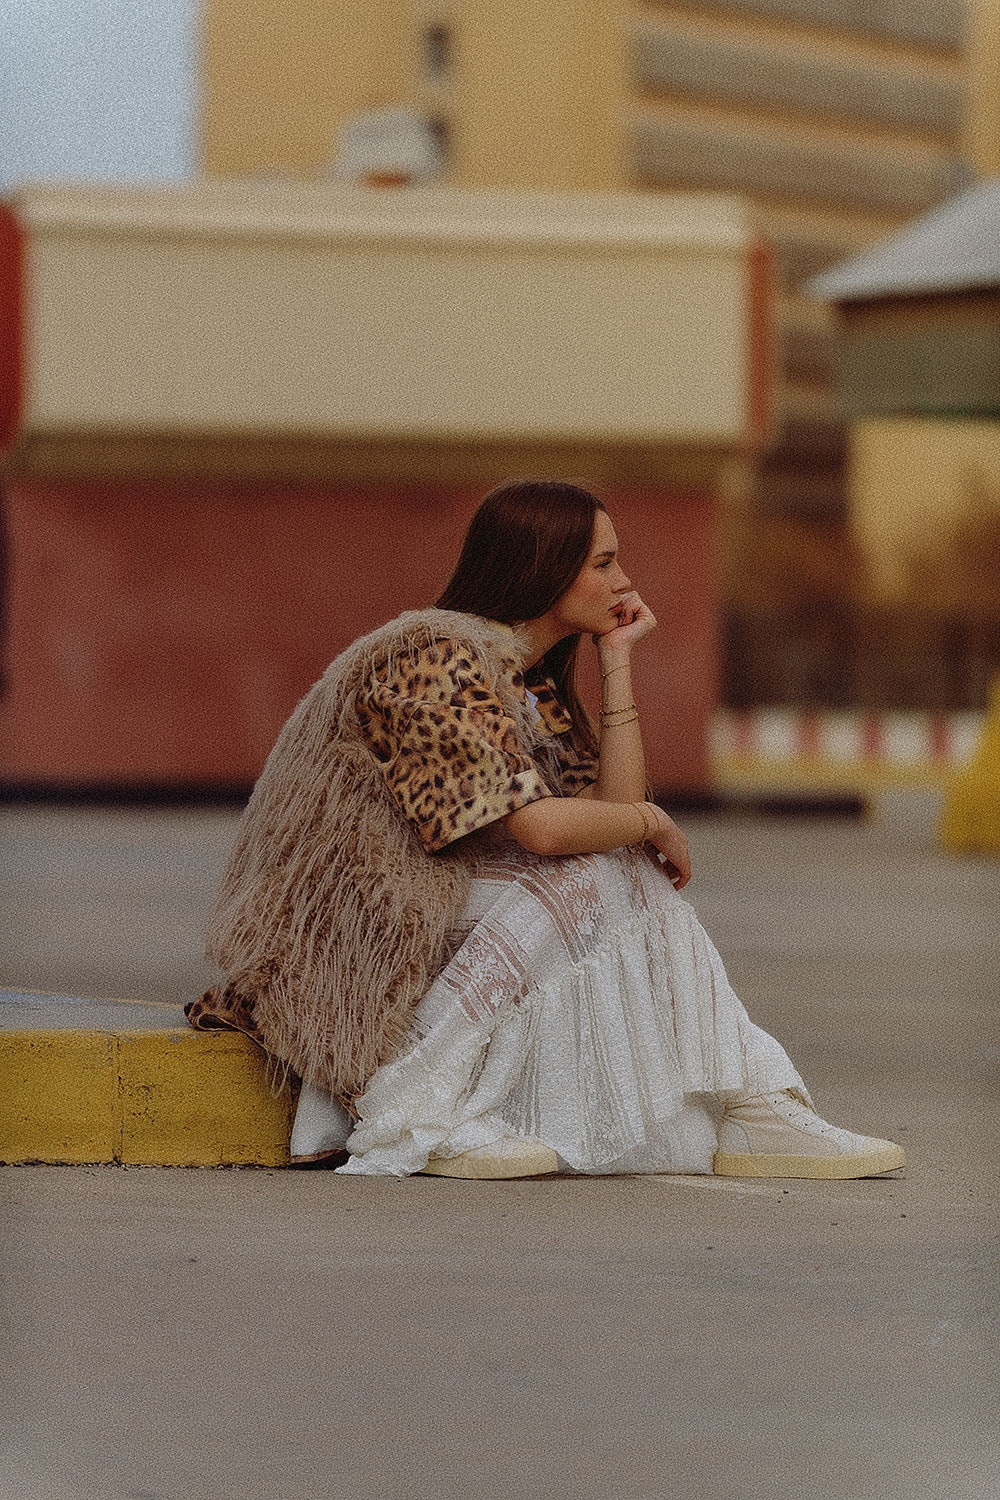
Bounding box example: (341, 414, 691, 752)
(0, 0, 198, 190)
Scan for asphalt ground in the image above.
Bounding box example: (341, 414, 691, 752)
(1, 798, 998, 1500)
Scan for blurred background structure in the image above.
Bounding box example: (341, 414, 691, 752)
(0, 0, 998, 802)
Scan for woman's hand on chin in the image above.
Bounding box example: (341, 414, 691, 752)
(593, 591, 657, 654)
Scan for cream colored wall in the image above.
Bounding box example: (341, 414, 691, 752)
(849, 418, 1000, 601)
(15, 183, 755, 454)
(201, 0, 411, 177)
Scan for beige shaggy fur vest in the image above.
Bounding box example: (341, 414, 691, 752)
(206, 608, 548, 1099)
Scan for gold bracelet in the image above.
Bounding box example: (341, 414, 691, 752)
(630, 801, 653, 845)
(602, 712, 639, 727)
(602, 702, 637, 716)
(601, 662, 630, 682)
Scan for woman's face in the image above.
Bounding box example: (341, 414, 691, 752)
(550, 509, 633, 637)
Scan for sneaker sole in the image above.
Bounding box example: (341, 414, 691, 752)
(713, 1145, 905, 1179)
(420, 1147, 560, 1180)
(289, 1149, 348, 1169)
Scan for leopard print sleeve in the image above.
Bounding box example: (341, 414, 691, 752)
(359, 639, 551, 854)
(525, 673, 600, 796)
(557, 732, 600, 796)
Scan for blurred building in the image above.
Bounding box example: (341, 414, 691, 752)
(1, 1, 994, 799)
(202, 0, 971, 709)
(809, 177, 1000, 712)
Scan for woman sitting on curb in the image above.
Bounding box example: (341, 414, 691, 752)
(189, 480, 905, 1181)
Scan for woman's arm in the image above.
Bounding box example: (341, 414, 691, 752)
(576, 591, 654, 804)
(504, 796, 691, 888)
(582, 650, 646, 803)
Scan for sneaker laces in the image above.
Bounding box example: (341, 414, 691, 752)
(768, 1091, 858, 1142)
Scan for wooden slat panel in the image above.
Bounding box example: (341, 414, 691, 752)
(633, 110, 958, 214)
(640, 0, 964, 54)
(632, 21, 962, 136)
(781, 327, 834, 384)
(772, 233, 875, 287)
(722, 603, 1000, 710)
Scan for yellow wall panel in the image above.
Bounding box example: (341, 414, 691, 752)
(966, 0, 1000, 174)
(202, 0, 410, 177)
(451, 0, 627, 189)
(850, 418, 1000, 603)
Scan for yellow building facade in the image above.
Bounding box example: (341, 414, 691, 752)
(201, 0, 969, 528)
(202, 1, 628, 189)
(968, 0, 1000, 174)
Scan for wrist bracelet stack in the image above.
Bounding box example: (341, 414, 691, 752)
(601, 662, 638, 726)
(630, 801, 654, 847)
(601, 705, 638, 727)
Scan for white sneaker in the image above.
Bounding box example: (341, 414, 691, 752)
(420, 1138, 559, 1179)
(714, 1091, 905, 1179)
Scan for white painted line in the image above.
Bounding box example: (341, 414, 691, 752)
(821, 712, 862, 762)
(709, 711, 985, 768)
(883, 714, 930, 764)
(756, 709, 798, 760)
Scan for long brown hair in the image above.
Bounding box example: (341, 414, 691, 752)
(436, 479, 604, 752)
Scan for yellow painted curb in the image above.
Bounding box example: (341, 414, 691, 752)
(1, 1026, 294, 1167)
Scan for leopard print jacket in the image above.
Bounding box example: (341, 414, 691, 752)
(355, 631, 599, 853)
(186, 619, 599, 1045)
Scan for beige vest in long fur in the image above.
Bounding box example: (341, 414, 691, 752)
(206, 608, 542, 1099)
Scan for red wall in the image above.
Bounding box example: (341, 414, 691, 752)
(0, 476, 717, 794)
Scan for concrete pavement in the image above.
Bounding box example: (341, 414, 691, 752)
(1, 798, 997, 1499)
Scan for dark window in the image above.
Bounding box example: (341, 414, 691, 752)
(423, 23, 451, 82)
(429, 116, 450, 167)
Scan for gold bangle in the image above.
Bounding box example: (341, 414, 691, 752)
(630, 801, 653, 845)
(602, 712, 639, 727)
(601, 663, 630, 682)
(602, 702, 636, 716)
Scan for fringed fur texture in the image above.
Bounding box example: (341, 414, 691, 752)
(206, 610, 538, 1099)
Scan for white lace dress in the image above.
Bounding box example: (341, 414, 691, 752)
(332, 831, 810, 1177)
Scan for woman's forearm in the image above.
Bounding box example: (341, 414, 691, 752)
(588, 653, 646, 803)
(504, 794, 692, 887)
(504, 795, 647, 857)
